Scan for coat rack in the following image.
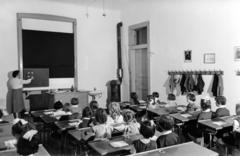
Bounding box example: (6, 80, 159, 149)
(168, 70, 224, 75)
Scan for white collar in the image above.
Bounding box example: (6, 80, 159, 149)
(160, 130, 172, 136)
(140, 138, 151, 144)
(203, 108, 211, 112)
(218, 105, 226, 109)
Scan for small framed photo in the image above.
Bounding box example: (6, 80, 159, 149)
(184, 50, 192, 62)
(204, 53, 215, 64)
(234, 46, 240, 61)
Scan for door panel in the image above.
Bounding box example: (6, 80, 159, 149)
(130, 48, 148, 100)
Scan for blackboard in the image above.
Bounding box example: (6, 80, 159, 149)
(23, 68, 49, 88)
(22, 29, 74, 78)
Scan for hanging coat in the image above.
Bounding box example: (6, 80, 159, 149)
(211, 74, 219, 97)
(211, 74, 223, 97)
(187, 75, 195, 92)
(193, 74, 205, 94)
(217, 75, 224, 96)
(180, 74, 187, 95)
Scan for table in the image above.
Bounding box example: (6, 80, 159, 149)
(0, 123, 12, 137)
(31, 109, 55, 118)
(0, 144, 50, 156)
(130, 142, 218, 156)
(88, 137, 132, 156)
(198, 116, 235, 133)
(170, 111, 200, 123)
(55, 119, 81, 131)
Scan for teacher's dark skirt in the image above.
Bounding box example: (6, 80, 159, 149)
(7, 88, 25, 114)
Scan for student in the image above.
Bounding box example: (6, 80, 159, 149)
(0, 109, 8, 124)
(132, 120, 157, 153)
(197, 97, 212, 120)
(130, 92, 140, 105)
(212, 96, 230, 118)
(218, 104, 240, 156)
(92, 108, 113, 140)
(60, 103, 81, 121)
(107, 102, 124, 124)
(11, 118, 40, 156)
(152, 92, 161, 105)
(188, 97, 212, 141)
(165, 93, 177, 107)
(156, 115, 179, 148)
(122, 109, 140, 136)
(89, 100, 99, 116)
(147, 95, 157, 109)
(79, 106, 93, 128)
(186, 93, 198, 112)
(69, 98, 80, 115)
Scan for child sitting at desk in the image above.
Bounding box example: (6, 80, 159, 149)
(212, 96, 230, 118)
(107, 102, 124, 124)
(186, 93, 198, 112)
(132, 120, 157, 153)
(219, 104, 240, 155)
(122, 109, 140, 136)
(152, 92, 161, 105)
(11, 118, 40, 156)
(188, 97, 212, 144)
(0, 109, 8, 124)
(90, 100, 99, 116)
(79, 106, 93, 128)
(165, 93, 177, 107)
(92, 108, 113, 140)
(156, 115, 179, 148)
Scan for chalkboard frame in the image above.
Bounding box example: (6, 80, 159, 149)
(17, 13, 78, 90)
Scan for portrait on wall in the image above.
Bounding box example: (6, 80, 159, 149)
(204, 53, 215, 64)
(184, 50, 192, 62)
(234, 46, 240, 61)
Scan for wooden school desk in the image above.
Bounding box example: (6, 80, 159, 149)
(170, 111, 200, 123)
(198, 116, 235, 133)
(130, 142, 218, 156)
(88, 137, 132, 156)
(55, 119, 81, 132)
(0, 122, 12, 137)
(0, 144, 50, 156)
(88, 130, 161, 156)
(31, 109, 55, 118)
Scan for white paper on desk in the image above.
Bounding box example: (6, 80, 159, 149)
(181, 114, 192, 118)
(212, 121, 226, 126)
(110, 141, 129, 148)
(4, 139, 17, 149)
(44, 111, 53, 115)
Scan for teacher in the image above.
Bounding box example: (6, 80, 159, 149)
(6, 70, 33, 118)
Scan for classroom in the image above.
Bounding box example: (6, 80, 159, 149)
(0, 0, 240, 156)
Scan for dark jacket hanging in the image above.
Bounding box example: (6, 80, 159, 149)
(193, 74, 205, 94)
(211, 74, 219, 97)
(180, 74, 187, 94)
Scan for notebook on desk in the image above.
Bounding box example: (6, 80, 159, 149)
(110, 140, 129, 148)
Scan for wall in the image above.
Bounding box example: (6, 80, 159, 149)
(0, 0, 121, 108)
(121, 0, 240, 114)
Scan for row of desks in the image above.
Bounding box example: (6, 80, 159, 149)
(0, 120, 50, 156)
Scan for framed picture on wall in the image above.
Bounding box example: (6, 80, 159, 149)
(234, 46, 240, 61)
(204, 53, 215, 64)
(184, 50, 192, 62)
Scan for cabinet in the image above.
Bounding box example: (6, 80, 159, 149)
(27, 90, 89, 112)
